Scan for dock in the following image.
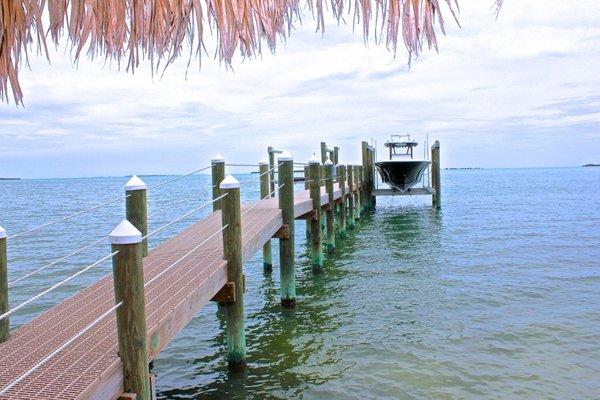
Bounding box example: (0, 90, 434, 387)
(0, 140, 440, 399)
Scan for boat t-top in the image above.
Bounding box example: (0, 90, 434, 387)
(375, 134, 431, 192)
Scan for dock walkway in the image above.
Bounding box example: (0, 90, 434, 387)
(0, 186, 348, 400)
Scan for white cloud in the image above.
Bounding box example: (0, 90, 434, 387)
(0, 0, 599, 178)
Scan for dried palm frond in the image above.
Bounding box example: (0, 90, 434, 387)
(0, 0, 503, 105)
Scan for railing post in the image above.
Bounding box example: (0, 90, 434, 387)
(308, 156, 323, 272)
(125, 175, 148, 257)
(304, 165, 311, 239)
(220, 175, 246, 367)
(347, 165, 355, 229)
(324, 158, 335, 252)
(109, 220, 151, 400)
(278, 152, 296, 307)
(211, 154, 226, 211)
(0, 226, 8, 342)
(337, 164, 347, 237)
(259, 160, 273, 271)
(431, 140, 441, 209)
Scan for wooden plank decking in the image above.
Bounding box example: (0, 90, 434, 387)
(0, 185, 350, 400)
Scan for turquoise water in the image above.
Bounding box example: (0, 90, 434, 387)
(0, 168, 598, 398)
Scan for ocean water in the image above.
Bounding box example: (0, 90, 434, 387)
(0, 167, 598, 399)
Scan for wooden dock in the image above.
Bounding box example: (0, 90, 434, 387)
(0, 140, 440, 399)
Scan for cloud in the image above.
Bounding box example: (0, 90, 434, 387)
(0, 0, 599, 178)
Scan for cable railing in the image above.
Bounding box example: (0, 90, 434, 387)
(143, 193, 227, 240)
(242, 183, 285, 217)
(0, 251, 117, 322)
(146, 165, 212, 191)
(239, 162, 282, 188)
(148, 185, 217, 219)
(7, 195, 128, 240)
(0, 301, 122, 395)
(144, 224, 228, 288)
(8, 235, 108, 287)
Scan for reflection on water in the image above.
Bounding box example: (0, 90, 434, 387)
(1, 168, 599, 399)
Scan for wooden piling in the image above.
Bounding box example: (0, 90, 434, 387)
(219, 175, 246, 367)
(431, 140, 441, 209)
(304, 165, 311, 239)
(337, 164, 347, 236)
(356, 165, 363, 219)
(211, 155, 226, 211)
(333, 146, 339, 165)
(0, 226, 8, 342)
(320, 142, 327, 164)
(125, 176, 148, 257)
(268, 147, 276, 195)
(346, 165, 355, 229)
(324, 159, 335, 252)
(109, 220, 151, 400)
(259, 160, 273, 271)
(277, 153, 296, 307)
(308, 156, 323, 271)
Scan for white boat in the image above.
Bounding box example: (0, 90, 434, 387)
(375, 134, 430, 192)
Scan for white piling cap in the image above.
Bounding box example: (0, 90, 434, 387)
(308, 154, 321, 164)
(211, 154, 225, 164)
(278, 151, 293, 161)
(220, 175, 240, 189)
(324, 158, 333, 166)
(259, 158, 269, 165)
(109, 220, 142, 245)
(0, 226, 6, 239)
(125, 175, 147, 191)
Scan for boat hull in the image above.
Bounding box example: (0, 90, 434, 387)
(375, 160, 431, 192)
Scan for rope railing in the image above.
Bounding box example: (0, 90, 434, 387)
(7, 196, 128, 240)
(148, 185, 217, 219)
(241, 183, 285, 217)
(144, 225, 228, 288)
(8, 235, 108, 287)
(146, 165, 212, 191)
(143, 193, 227, 240)
(0, 251, 117, 322)
(239, 162, 283, 188)
(0, 301, 123, 395)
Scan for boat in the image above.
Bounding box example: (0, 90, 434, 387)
(375, 134, 431, 192)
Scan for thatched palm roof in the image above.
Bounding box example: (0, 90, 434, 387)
(1, 1, 502, 105)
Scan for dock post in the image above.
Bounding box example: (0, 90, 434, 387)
(219, 175, 246, 367)
(337, 164, 347, 237)
(356, 165, 367, 218)
(211, 154, 226, 211)
(0, 226, 8, 342)
(324, 158, 335, 252)
(268, 147, 276, 194)
(308, 156, 323, 272)
(125, 176, 148, 257)
(320, 142, 327, 164)
(431, 140, 441, 209)
(333, 146, 339, 165)
(109, 220, 151, 400)
(259, 160, 273, 271)
(368, 147, 376, 208)
(278, 152, 296, 307)
(304, 165, 311, 239)
(319, 164, 326, 230)
(346, 165, 355, 230)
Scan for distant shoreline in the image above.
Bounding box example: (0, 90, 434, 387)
(0, 178, 20, 180)
(582, 164, 600, 167)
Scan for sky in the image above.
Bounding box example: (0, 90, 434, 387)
(1, 0, 599, 179)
